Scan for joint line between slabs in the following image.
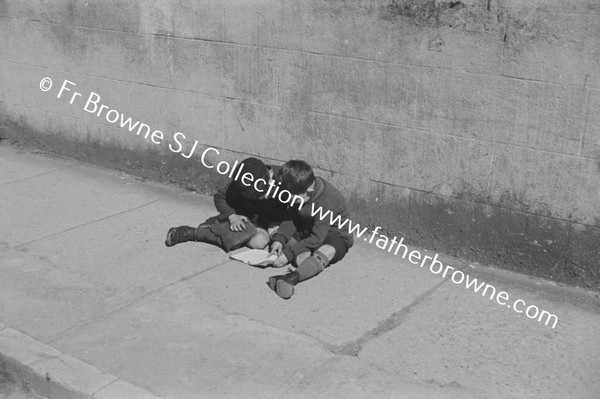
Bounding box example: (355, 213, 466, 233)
(13, 194, 175, 249)
(45, 258, 232, 344)
(330, 278, 449, 356)
(0, 167, 71, 186)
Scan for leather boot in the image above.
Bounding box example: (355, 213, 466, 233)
(268, 270, 300, 299)
(196, 225, 225, 248)
(165, 226, 198, 247)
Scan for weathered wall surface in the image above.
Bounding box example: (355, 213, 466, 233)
(0, 0, 599, 288)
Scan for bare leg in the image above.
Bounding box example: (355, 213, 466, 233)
(246, 228, 270, 249)
(267, 224, 279, 238)
(315, 244, 336, 264)
(294, 251, 311, 266)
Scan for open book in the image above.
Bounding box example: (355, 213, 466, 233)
(229, 248, 277, 267)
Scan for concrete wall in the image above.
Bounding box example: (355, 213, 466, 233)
(1, 0, 599, 289)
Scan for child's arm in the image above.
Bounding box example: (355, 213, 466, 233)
(270, 219, 297, 267)
(281, 218, 330, 261)
(214, 184, 250, 231)
(213, 182, 238, 222)
(271, 219, 297, 246)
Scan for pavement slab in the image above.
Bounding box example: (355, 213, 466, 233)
(0, 243, 120, 342)
(19, 191, 227, 307)
(279, 356, 487, 399)
(359, 275, 600, 399)
(50, 283, 334, 398)
(180, 241, 447, 347)
(0, 154, 174, 248)
(0, 146, 75, 184)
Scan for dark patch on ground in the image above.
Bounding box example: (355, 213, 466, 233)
(330, 279, 447, 356)
(0, 110, 218, 197)
(568, 224, 600, 289)
(405, 190, 599, 291)
(0, 368, 16, 393)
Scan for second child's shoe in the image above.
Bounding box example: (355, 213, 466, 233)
(268, 269, 300, 299)
(165, 226, 198, 247)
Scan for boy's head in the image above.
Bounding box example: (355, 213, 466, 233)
(277, 160, 315, 200)
(233, 157, 271, 200)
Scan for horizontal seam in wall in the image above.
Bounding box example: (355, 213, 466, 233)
(218, 98, 594, 159)
(0, 103, 291, 165)
(7, 18, 597, 90)
(2, 100, 598, 229)
(2, 81, 598, 162)
(496, 6, 600, 16)
(0, 59, 234, 103)
(2, 101, 84, 123)
(500, 73, 598, 88)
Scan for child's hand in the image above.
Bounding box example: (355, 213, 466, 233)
(228, 214, 248, 232)
(272, 253, 289, 268)
(269, 241, 283, 257)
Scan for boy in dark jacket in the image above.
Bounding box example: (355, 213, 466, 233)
(165, 157, 284, 251)
(267, 160, 353, 299)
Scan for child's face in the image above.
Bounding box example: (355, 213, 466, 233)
(293, 182, 315, 204)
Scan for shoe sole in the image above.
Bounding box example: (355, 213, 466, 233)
(267, 277, 294, 299)
(165, 228, 176, 247)
(275, 280, 294, 299)
(267, 277, 277, 291)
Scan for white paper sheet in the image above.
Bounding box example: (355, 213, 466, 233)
(229, 249, 277, 266)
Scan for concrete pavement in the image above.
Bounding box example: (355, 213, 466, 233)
(0, 143, 599, 399)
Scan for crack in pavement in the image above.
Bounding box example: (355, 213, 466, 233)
(45, 258, 233, 344)
(181, 276, 452, 361)
(13, 194, 176, 249)
(208, 305, 338, 355)
(0, 166, 74, 186)
(328, 278, 449, 356)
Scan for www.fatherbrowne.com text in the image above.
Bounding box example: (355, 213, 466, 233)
(41, 76, 559, 330)
(308, 203, 559, 329)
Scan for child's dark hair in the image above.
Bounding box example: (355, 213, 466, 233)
(277, 160, 315, 195)
(231, 157, 270, 200)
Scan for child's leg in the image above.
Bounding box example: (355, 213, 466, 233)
(166, 216, 260, 252)
(267, 224, 279, 238)
(165, 223, 226, 248)
(246, 228, 270, 249)
(165, 225, 198, 247)
(295, 244, 335, 279)
(165, 215, 220, 248)
(268, 228, 352, 299)
(247, 221, 279, 249)
(268, 244, 336, 299)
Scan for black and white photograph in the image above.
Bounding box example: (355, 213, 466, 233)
(0, 0, 599, 398)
